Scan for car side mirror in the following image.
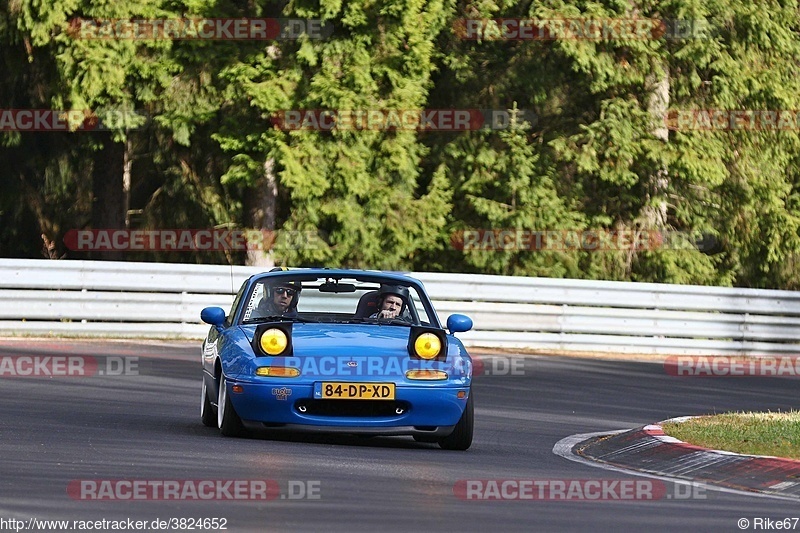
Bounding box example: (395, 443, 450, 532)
(447, 314, 473, 333)
(201, 307, 227, 326)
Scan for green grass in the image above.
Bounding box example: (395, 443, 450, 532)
(661, 411, 800, 460)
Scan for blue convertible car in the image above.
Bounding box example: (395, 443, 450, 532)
(200, 269, 474, 450)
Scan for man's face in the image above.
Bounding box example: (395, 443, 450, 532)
(272, 286, 295, 311)
(379, 295, 403, 318)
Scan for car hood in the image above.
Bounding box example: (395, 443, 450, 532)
(226, 322, 470, 383)
(239, 323, 415, 357)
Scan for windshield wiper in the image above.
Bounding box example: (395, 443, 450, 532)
(381, 318, 413, 326)
(244, 315, 317, 324)
(345, 317, 412, 326)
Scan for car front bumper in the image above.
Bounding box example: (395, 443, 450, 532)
(226, 379, 470, 431)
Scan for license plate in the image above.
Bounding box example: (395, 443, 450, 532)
(314, 382, 395, 400)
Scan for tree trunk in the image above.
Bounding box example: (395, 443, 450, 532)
(244, 158, 277, 267)
(626, 60, 670, 271)
(123, 137, 132, 228)
(644, 59, 670, 228)
(91, 134, 127, 260)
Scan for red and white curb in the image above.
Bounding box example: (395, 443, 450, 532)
(643, 417, 794, 457)
(553, 418, 800, 501)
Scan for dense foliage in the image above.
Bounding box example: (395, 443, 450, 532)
(3, 0, 800, 288)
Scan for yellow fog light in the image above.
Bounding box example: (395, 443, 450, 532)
(255, 367, 300, 377)
(406, 370, 448, 380)
(260, 328, 288, 355)
(414, 333, 441, 360)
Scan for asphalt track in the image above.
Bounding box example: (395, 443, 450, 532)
(1, 339, 799, 532)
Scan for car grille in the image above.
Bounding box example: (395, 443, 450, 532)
(295, 399, 410, 417)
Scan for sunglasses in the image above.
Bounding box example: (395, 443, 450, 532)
(274, 287, 297, 296)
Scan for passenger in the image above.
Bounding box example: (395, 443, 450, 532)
(370, 285, 410, 320)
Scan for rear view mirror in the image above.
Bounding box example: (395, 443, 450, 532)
(319, 282, 356, 293)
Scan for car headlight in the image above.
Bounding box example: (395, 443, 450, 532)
(260, 328, 288, 355)
(414, 333, 441, 360)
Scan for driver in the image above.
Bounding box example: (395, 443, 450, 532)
(255, 279, 301, 318)
(370, 285, 410, 320)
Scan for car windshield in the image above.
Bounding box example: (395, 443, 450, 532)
(239, 275, 436, 327)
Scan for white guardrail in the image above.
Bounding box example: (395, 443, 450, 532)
(1, 258, 800, 355)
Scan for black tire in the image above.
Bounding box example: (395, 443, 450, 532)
(201, 377, 216, 427)
(217, 374, 247, 437)
(438, 391, 473, 450)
